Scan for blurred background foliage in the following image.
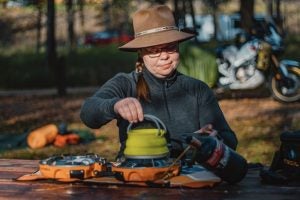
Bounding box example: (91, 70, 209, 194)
(0, 45, 136, 88)
(0, 0, 299, 92)
(178, 42, 218, 87)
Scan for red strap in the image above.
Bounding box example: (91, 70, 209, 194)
(206, 140, 225, 167)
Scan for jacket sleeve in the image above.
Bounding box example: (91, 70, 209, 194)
(198, 84, 238, 150)
(80, 73, 132, 129)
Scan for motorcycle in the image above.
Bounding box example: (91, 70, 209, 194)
(216, 22, 300, 103)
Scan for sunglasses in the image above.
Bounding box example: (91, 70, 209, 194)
(141, 43, 179, 58)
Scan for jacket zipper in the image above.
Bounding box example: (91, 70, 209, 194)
(163, 81, 171, 119)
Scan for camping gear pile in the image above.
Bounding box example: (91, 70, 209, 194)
(260, 130, 300, 185)
(27, 124, 81, 149)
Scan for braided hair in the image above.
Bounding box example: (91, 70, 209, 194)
(135, 55, 150, 102)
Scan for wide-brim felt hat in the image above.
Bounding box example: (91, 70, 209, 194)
(119, 5, 195, 51)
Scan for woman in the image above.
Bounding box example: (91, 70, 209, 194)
(80, 5, 247, 184)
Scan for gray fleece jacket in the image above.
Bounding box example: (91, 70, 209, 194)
(80, 69, 238, 155)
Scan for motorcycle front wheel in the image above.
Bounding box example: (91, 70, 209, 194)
(270, 68, 300, 103)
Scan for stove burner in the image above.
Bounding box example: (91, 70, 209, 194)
(40, 154, 106, 166)
(119, 157, 177, 168)
(111, 157, 181, 182)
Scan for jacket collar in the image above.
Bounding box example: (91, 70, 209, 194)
(142, 67, 178, 88)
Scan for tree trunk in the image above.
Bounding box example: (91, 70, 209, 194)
(266, 0, 273, 18)
(186, 0, 197, 42)
(78, 0, 85, 36)
(36, 1, 42, 54)
(1, 1, 6, 8)
(172, 0, 187, 29)
(102, 0, 111, 30)
(46, 0, 56, 71)
(66, 0, 76, 52)
(173, 0, 179, 26)
(187, 0, 195, 28)
(47, 0, 66, 96)
(240, 0, 254, 34)
(212, 8, 218, 40)
(275, 0, 283, 33)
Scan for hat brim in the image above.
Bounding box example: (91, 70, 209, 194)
(119, 30, 195, 52)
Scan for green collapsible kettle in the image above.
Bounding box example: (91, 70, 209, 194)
(124, 114, 169, 158)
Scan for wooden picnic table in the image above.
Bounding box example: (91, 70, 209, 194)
(0, 159, 299, 200)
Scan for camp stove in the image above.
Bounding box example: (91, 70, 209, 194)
(40, 154, 106, 166)
(38, 154, 109, 181)
(111, 156, 180, 182)
(118, 157, 174, 168)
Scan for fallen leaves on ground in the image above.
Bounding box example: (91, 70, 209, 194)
(0, 94, 299, 165)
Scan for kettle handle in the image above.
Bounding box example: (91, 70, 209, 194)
(127, 114, 167, 136)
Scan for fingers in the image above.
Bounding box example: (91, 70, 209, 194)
(200, 124, 212, 132)
(114, 97, 144, 123)
(198, 124, 212, 133)
(132, 99, 144, 122)
(208, 129, 218, 137)
(197, 124, 217, 137)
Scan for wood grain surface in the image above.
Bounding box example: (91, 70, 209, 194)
(0, 159, 299, 200)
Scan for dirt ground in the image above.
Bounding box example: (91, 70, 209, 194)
(0, 92, 299, 164)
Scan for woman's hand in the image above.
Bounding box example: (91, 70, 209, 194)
(113, 97, 144, 123)
(196, 124, 218, 137)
